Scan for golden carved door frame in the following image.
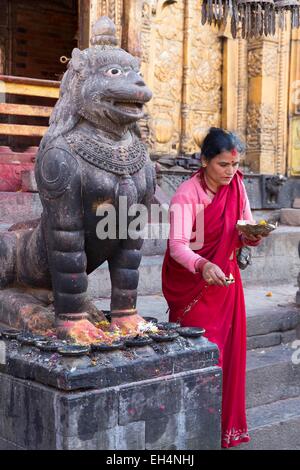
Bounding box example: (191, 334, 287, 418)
(140, 0, 223, 157)
(78, 0, 123, 49)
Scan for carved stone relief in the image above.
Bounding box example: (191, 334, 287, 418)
(188, 4, 222, 154)
(247, 103, 276, 154)
(142, 1, 184, 155)
(237, 37, 248, 147)
(90, 0, 123, 43)
(139, 0, 222, 156)
(248, 47, 278, 78)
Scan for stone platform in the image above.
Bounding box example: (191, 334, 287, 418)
(0, 331, 221, 450)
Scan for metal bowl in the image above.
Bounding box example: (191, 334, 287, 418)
(124, 336, 153, 347)
(17, 334, 46, 346)
(157, 322, 180, 331)
(177, 327, 206, 338)
(91, 341, 123, 352)
(236, 221, 276, 237)
(149, 331, 179, 342)
(1, 329, 21, 340)
(58, 345, 90, 357)
(35, 340, 63, 352)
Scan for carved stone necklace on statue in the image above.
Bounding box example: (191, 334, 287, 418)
(65, 129, 147, 176)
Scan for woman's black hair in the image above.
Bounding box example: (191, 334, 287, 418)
(201, 127, 245, 161)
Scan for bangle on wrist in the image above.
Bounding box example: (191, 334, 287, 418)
(195, 258, 209, 273)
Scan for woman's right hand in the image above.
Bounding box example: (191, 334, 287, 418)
(202, 261, 227, 287)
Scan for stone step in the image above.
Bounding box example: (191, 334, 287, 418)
(236, 396, 300, 450)
(246, 344, 300, 409)
(246, 294, 300, 350)
(280, 208, 300, 226)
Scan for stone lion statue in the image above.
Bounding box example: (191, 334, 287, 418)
(0, 17, 155, 342)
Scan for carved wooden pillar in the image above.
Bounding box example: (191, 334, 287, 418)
(288, 26, 300, 176)
(221, 25, 248, 153)
(0, 0, 9, 74)
(122, 0, 143, 57)
(246, 37, 279, 174)
(142, 1, 185, 156)
(246, 26, 291, 176)
(188, 4, 222, 154)
(222, 30, 239, 132)
(179, 0, 193, 154)
(0, 38, 5, 74)
(275, 25, 291, 176)
(78, 0, 91, 49)
(78, 0, 123, 49)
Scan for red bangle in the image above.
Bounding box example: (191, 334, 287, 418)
(195, 258, 209, 273)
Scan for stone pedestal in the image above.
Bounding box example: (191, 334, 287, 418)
(280, 208, 300, 226)
(0, 331, 222, 450)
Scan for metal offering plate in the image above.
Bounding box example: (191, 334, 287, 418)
(157, 322, 180, 331)
(236, 220, 276, 237)
(17, 334, 46, 346)
(58, 344, 90, 357)
(142, 316, 158, 324)
(1, 329, 21, 339)
(91, 341, 123, 352)
(124, 336, 153, 347)
(177, 327, 206, 338)
(149, 331, 179, 342)
(103, 310, 112, 322)
(35, 340, 64, 352)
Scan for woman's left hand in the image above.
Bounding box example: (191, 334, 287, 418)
(243, 233, 263, 244)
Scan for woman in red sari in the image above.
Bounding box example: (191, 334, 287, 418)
(162, 128, 269, 449)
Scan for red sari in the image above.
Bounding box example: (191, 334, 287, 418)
(162, 169, 251, 448)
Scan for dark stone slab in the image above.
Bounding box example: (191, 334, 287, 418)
(247, 332, 282, 350)
(144, 369, 222, 450)
(0, 334, 222, 449)
(246, 305, 300, 337)
(243, 175, 262, 210)
(0, 436, 25, 450)
(246, 344, 300, 409)
(242, 396, 300, 450)
(0, 334, 219, 391)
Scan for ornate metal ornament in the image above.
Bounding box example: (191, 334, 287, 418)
(65, 131, 148, 175)
(201, 0, 300, 38)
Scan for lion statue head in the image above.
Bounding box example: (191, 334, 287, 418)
(41, 16, 152, 148)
